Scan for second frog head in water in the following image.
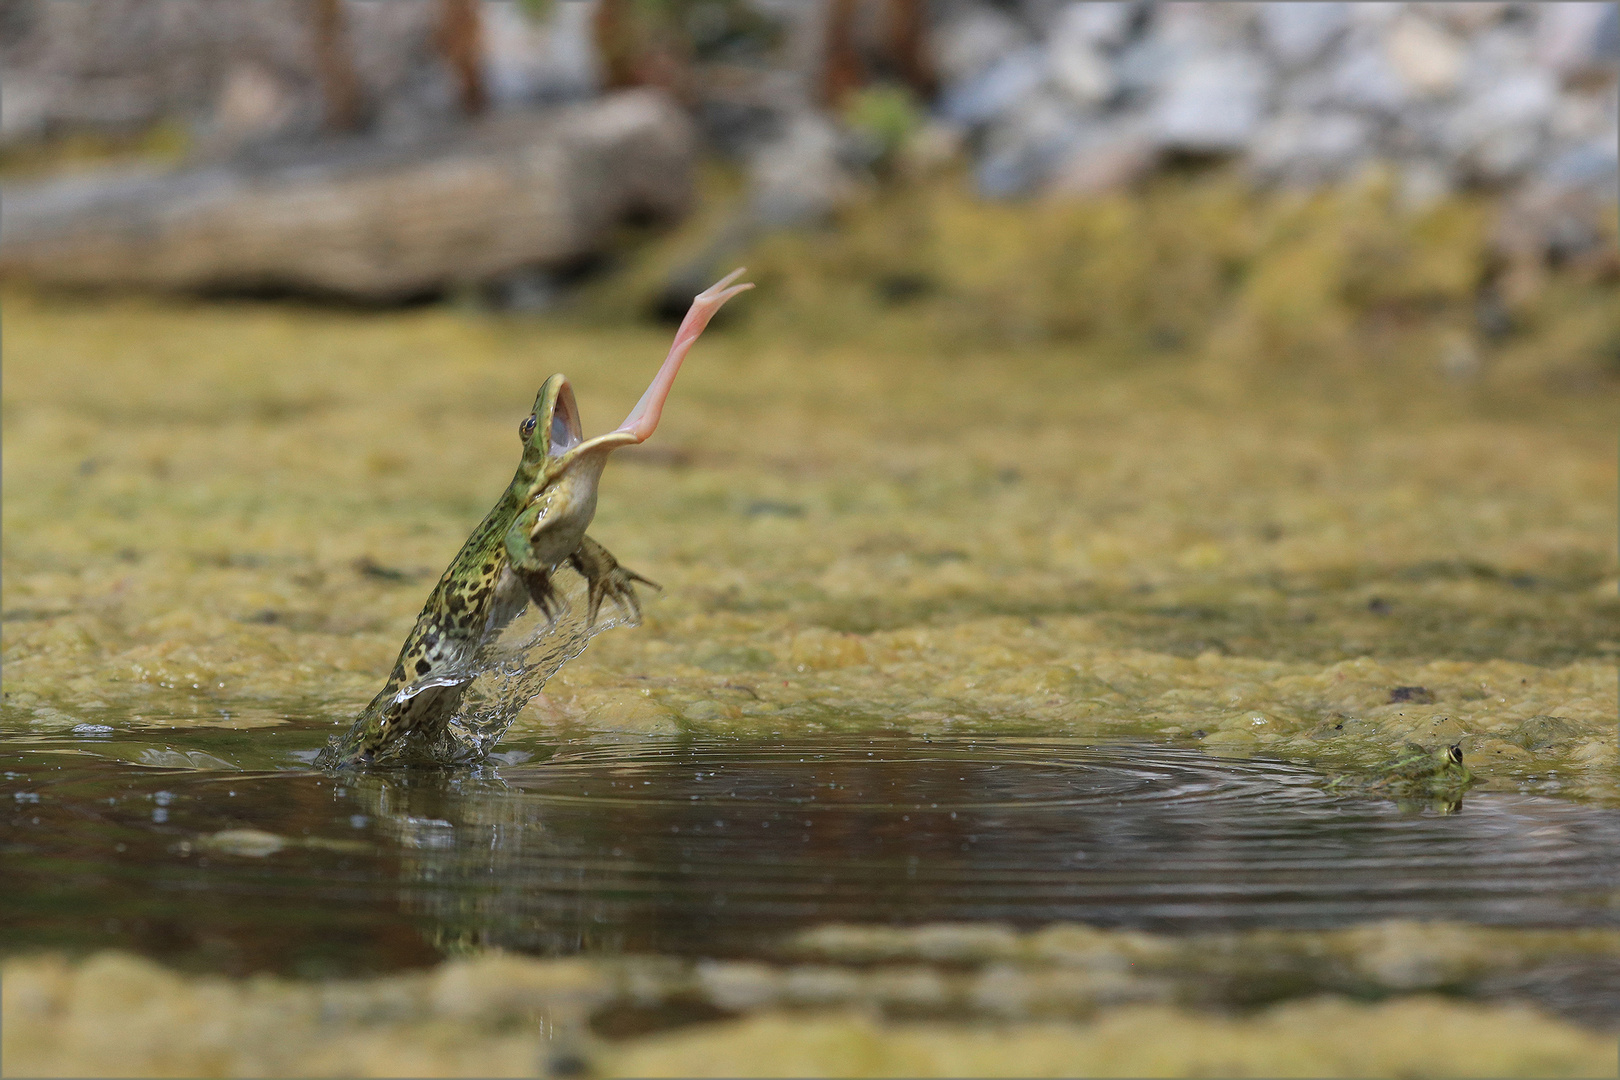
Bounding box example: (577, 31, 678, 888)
(1328, 741, 1476, 812)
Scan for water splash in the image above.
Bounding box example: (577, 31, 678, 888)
(316, 567, 632, 769)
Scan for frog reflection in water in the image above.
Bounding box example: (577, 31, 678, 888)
(324, 269, 753, 767)
(1328, 742, 1476, 810)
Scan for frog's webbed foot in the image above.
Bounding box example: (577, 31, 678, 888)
(514, 565, 567, 627)
(570, 535, 659, 628)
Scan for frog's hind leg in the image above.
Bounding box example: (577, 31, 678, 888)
(571, 534, 659, 628)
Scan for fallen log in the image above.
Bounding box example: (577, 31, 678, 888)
(0, 89, 694, 302)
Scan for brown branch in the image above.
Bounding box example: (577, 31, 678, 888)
(823, 0, 864, 107)
(311, 0, 363, 133)
(885, 0, 935, 98)
(436, 0, 488, 118)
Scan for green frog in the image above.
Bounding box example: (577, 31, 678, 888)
(1327, 741, 1476, 808)
(319, 269, 753, 768)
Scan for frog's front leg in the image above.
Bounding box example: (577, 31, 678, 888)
(504, 487, 587, 625)
(570, 534, 659, 627)
(505, 504, 657, 628)
(505, 504, 566, 625)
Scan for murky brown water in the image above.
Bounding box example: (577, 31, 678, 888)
(7, 721, 1618, 1024)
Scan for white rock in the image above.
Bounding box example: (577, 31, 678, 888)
(1350, 2, 1406, 30)
(1048, 35, 1115, 107)
(1045, 123, 1160, 195)
(212, 62, 295, 138)
(1324, 30, 1413, 113)
(1397, 157, 1455, 211)
(1424, 2, 1511, 35)
(1534, 1, 1620, 81)
(1446, 68, 1558, 181)
(1152, 52, 1271, 152)
(480, 0, 599, 106)
(1385, 14, 1466, 97)
(1550, 88, 1616, 143)
(1258, 2, 1350, 67)
(1540, 138, 1619, 193)
(1249, 110, 1374, 184)
(931, 5, 1033, 87)
(749, 110, 854, 225)
(940, 45, 1048, 126)
(1113, 32, 1187, 98)
(0, 75, 60, 143)
(976, 90, 1087, 197)
(1052, 1, 1139, 50)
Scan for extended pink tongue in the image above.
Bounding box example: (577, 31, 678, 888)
(615, 268, 753, 443)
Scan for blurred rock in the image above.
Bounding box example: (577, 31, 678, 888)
(1396, 157, 1455, 211)
(1319, 30, 1413, 114)
(939, 44, 1047, 127)
(1048, 29, 1115, 107)
(0, 0, 448, 147)
(1112, 30, 1182, 101)
(201, 61, 301, 154)
(0, 90, 695, 301)
(1045, 124, 1158, 196)
(929, 4, 1032, 89)
(7, 0, 1615, 295)
(1541, 138, 1620, 194)
(1421, 3, 1511, 36)
(1385, 13, 1466, 97)
(1445, 68, 1558, 183)
(480, 0, 598, 107)
(1258, 2, 1350, 69)
(1250, 110, 1374, 185)
(0, 0, 611, 153)
(1535, 0, 1620, 84)
(1439, 330, 1483, 382)
(1152, 51, 1271, 152)
(919, 0, 1616, 278)
(1054, 1, 1141, 51)
(976, 89, 1087, 197)
(749, 110, 855, 226)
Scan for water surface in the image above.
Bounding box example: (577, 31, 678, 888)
(6, 724, 1617, 988)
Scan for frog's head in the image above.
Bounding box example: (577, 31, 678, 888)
(1438, 742, 1470, 780)
(518, 267, 753, 494)
(518, 372, 585, 470)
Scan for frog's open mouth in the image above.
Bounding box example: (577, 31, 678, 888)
(549, 381, 582, 454)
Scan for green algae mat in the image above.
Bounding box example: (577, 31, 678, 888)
(4, 179, 1618, 1076)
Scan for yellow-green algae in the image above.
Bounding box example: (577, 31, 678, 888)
(6, 923, 1618, 1078)
(4, 175, 1616, 797)
(4, 174, 1619, 1075)
(604, 1002, 1616, 1079)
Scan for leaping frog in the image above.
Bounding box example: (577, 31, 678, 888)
(319, 269, 752, 767)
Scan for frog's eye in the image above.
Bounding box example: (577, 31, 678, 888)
(519, 414, 537, 441)
(1446, 745, 1463, 764)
